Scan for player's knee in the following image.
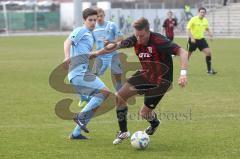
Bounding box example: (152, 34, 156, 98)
(139, 111, 146, 119)
(207, 52, 211, 56)
(115, 92, 128, 106)
(139, 110, 150, 120)
(203, 48, 211, 56)
(204, 50, 211, 56)
(116, 90, 129, 99)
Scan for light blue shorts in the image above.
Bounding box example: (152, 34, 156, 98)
(70, 73, 107, 97)
(92, 54, 123, 76)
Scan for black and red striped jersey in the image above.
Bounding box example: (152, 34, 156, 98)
(120, 32, 180, 84)
(163, 18, 177, 38)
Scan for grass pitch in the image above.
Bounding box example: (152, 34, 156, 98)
(0, 36, 240, 159)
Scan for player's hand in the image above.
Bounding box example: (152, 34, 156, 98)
(89, 51, 97, 59)
(63, 57, 70, 70)
(209, 34, 213, 41)
(190, 38, 196, 43)
(178, 75, 187, 88)
(104, 40, 111, 47)
(105, 42, 118, 51)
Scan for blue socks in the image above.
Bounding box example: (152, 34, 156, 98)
(72, 93, 106, 137)
(81, 93, 106, 112)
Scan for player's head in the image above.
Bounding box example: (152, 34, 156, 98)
(198, 7, 207, 19)
(96, 8, 105, 24)
(132, 17, 150, 45)
(167, 11, 173, 18)
(82, 8, 97, 30)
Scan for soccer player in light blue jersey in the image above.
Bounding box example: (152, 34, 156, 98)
(63, 8, 110, 140)
(93, 8, 123, 88)
(78, 8, 124, 108)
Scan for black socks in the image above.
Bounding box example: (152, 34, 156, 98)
(116, 107, 128, 132)
(206, 56, 212, 72)
(147, 112, 160, 128)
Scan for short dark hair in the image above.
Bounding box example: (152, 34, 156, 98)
(198, 7, 207, 12)
(82, 8, 97, 20)
(132, 17, 150, 31)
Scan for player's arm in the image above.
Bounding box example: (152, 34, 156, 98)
(164, 43, 188, 87)
(63, 28, 85, 68)
(206, 27, 213, 40)
(90, 35, 136, 58)
(63, 38, 71, 69)
(90, 41, 122, 58)
(156, 39, 188, 87)
(165, 40, 188, 87)
(205, 19, 213, 39)
(176, 48, 188, 87)
(186, 19, 195, 43)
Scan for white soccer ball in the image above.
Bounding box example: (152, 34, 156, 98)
(130, 131, 150, 150)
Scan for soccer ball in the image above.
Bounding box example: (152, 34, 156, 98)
(130, 131, 150, 150)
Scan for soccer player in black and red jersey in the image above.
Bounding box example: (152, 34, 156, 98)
(162, 11, 178, 41)
(90, 17, 188, 145)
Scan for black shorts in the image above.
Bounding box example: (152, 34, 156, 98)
(127, 71, 172, 109)
(188, 38, 209, 52)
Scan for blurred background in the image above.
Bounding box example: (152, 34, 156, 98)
(0, 0, 240, 36)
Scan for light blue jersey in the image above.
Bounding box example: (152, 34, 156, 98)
(67, 26, 109, 139)
(93, 21, 122, 58)
(68, 26, 94, 81)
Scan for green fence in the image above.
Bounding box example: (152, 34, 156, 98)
(0, 11, 60, 31)
(0, 12, 5, 29)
